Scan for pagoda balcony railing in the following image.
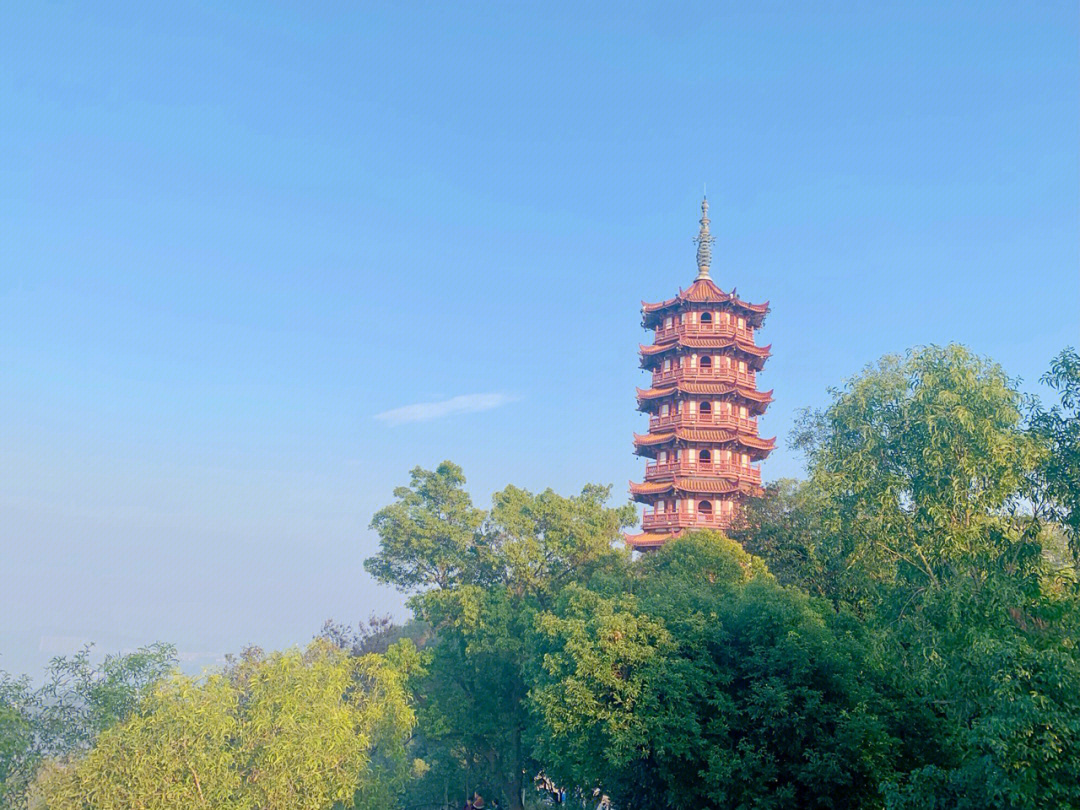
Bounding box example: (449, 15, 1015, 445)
(651, 367, 757, 387)
(644, 459, 762, 485)
(648, 412, 758, 433)
(652, 322, 755, 344)
(641, 510, 733, 532)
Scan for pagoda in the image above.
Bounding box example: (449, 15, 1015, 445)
(626, 197, 775, 550)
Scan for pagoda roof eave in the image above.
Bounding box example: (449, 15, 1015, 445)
(633, 430, 679, 447)
(640, 279, 769, 324)
(639, 337, 772, 359)
(632, 429, 776, 459)
(629, 477, 763, 498)
(636, 383, 775, 405)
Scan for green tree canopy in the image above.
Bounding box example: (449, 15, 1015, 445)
(38, 640, 418, 810)
(365, 463, 634, 810)
(532, 532, 892, 810)
(0, 644, 176, 810)
(1031, 347, 1080, 561)
(790, 344, 1041, 608)
(747, 344, 1080, 808)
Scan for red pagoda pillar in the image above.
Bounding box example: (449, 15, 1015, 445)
(626, 198, 775, 551)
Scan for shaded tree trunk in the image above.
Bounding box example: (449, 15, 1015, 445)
(505, 722, 524, 810)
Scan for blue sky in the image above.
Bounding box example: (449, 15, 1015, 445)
(2, 2, 1077, 676)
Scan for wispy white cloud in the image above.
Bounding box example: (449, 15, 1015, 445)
(374, 392, 518, 426)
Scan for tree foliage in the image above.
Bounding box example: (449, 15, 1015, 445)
(748, 344, 1080, 808)
(1031, 347, 1080, 561)
(0, 644, 175, 810)
(789, 344, 1041, 608)
(0, 674, 34, 810)
(533, 533, 891, 810)
(37, 640, 418, 810)
(365, 463, 635, 810)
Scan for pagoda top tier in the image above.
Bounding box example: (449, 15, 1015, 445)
(642, 277, 769, 328)
(642, 198, 768, 327)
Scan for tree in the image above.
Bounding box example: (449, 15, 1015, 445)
(790, 344, 1042, 608)
(0, 674, 34, 810)
(532, 532, 893, 810)
(33, 643, 178, 759)
(318, 614, 434, 658)
(1030, 347, 1080, 561)
(0, 644, 176, 810)
(731, 477, 827, 596)
(365, 463, 634, 810)
(38, 640, 419, 810)
(754, 344, 1080, 808)
(367, 462, 487, 592)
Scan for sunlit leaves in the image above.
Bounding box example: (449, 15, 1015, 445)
(38, 641, 417, 810)
(0, 644, 175, 810)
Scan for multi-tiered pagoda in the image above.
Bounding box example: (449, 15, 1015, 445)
(626, 198, 775, 550)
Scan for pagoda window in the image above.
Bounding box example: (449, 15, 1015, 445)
(738, 316, 746, 329)
(741, 453, 750, 467)
(657, 499, 666, 513)
(700, 355, 712, 369)
(699, 449, 712, 465)
(739, 360, 747, 373)
(664, 316, 673, 329)
(697, 500, 713, 515)
(739, 405, 748, 418)
(663, 358, 671, 372)
(658, 450, 668, 462)
(700, 312, 712, 324)
(699, 401, 712, 417)
(660, 402, 670, 416)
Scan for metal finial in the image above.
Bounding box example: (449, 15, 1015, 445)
(693, 196, 715, 280)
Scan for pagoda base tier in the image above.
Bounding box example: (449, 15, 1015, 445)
(624, 530, 683, 550)
(640, 510, 737, 532)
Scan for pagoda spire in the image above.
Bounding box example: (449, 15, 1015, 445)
(694, 196, 715, 280)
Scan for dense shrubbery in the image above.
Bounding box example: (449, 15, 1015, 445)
(3, 344, 1079, 809)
